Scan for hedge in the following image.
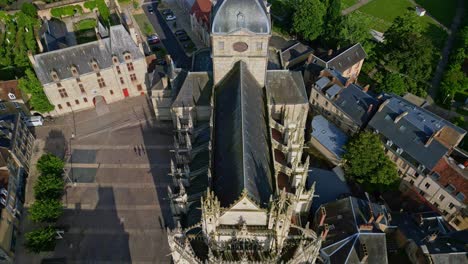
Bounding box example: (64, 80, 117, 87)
(50, 5, 83, 18)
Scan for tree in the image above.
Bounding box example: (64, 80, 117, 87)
(29, 199, 63, 223)
(21, 3, 37, 18)
(18, 69, 54, 113)
(343, 132, 399, 189)
(325, 13, 371, 47)
(25, 226, 57, 253)
(293, 0, 326, 41)
(34, 174, 64, 200)
(37, 153, 64, 176)
(376, 72, 406, 95)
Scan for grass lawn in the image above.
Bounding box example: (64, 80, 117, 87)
(341, 0, 358, 9)
(415, 0, 457, 27)
(354, 0, 447, 48)
(74, 19, 96, 31)
(133, 14, 155, 36)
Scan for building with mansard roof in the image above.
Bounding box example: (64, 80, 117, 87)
(152, 0, 323, 262)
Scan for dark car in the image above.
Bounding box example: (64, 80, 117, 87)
(178, 35, 190, 42)
(174, 29, 186, 36)
(147, 6, 154, 13)
(162, 9, 173, 15)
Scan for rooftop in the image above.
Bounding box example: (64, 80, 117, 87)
(432, 156, 468, 203)
(0, 80, 23, 102)
(265, 70, 308, 105)
(213, 61, 273, 208)
(211, 0, 270, 34)
(310, 115, 348, 159)
(313, 43, 367, 74)
(172, 72, 213, 107)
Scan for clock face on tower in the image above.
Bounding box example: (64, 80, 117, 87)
(233, 42, 248, 52)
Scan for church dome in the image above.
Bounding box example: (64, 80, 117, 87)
(211, 0, 270, 34)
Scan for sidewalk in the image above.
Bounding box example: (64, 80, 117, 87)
(160, 0, 207, 53)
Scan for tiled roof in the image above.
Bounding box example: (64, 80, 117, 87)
(265, 70, 308, 105)
(172, 72, 213, 107)
(280, 42, 313, 64)
(313, 43, 366, 74)
(432, 157, 468, 203)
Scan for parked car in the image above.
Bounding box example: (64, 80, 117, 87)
(147, 34, 160, 44)
(24, 116, 43, 127)
(174, 29, 186, 36)
(147, 6, 154, 13)
(178, 35, 190, 42)
(162, 9, 173, 15)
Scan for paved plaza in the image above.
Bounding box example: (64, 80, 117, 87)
(15, 96, 174, 263)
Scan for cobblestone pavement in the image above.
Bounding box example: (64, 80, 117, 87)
(15, 96, 174, 263)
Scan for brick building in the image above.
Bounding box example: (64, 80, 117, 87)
(29, 25, 147, 116)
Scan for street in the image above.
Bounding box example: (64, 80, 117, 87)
(15, 96, 174, 263)
(143, 1, 191, 69)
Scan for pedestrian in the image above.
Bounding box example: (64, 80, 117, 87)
(134, 146, 137, 154)
(141, 144, 146, 155)
(137, 145, 141, 156)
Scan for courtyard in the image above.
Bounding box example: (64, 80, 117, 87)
(15, 96, 174, 263)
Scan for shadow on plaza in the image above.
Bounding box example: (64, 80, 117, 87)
(43, 129, 67, 159)
(49, 187, 131, 263)
(140, 97, 175, 230)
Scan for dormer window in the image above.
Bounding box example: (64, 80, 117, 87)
(71, 65, 79, 77)
(124, 53, 132, 61)
(113, 56, 119, 64)
(91, 60, 99, 71)
(51, 70, 59, 81)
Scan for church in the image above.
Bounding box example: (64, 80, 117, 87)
(154, 0, 324, 262)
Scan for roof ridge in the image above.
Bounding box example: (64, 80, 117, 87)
(326, 43, 361, 64)
(239, 61, 247, 192)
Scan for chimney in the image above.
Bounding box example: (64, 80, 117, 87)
(321, 224, 329, 240)
(367, 104, 374, 113)
(375, 213, 384, 224)
(359, 224, 373, 231)
(425, 128, 441, 147)
(345, 78, 353, 87)
(328, 49, 333, 56)
(161, 76, 168, 88)
(307, 53, 315, 64)
(377, 99, 390, 112)
(319, 206, 326, 226)
(363, 84, 370, 92)
(368, 202, 375, 224)
(394, 111, 408, 124)
(27, 51, 35, 66)
(428, 233, 437, 242)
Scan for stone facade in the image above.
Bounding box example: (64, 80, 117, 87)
(212, 32, 270, 86)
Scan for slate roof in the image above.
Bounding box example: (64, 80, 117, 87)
(310, 115, 348, 159)
(40, 19, 68, 51)
(280, 42, 313, 66)
(315, 197, 390, 264)
(211, 0, 270, 34)
(265, 70, 308, 105)
(213, 61, 273, 208)
(192, 48, 213, 72)
(33, 25, 144, 84)
(368, 95, 466, 170)
(172, 72, 213, 107)
(313, 43, 367, 74)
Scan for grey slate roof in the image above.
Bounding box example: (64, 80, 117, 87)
(315, 197, 390, 264)
(308, 167, 351, 213)
(213, 61, 273, 208)
(172, 72, 213, 107)
(311, 115, 348, 159)
(33, 25, 144, 84)
(40, 19, 68, 51)
(265, 70, 308, 105)
(280, 42, 313, 64)
(211, 0, 270, 34)
(368, 95, 465, 170)
(314, 43, 367, 74)
(325, 84, 342, 98)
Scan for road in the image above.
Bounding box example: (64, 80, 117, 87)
(143, 1, 191, 69)
(15, 96, 174, 263)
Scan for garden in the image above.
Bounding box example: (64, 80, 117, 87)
(74, 18, 98, 44)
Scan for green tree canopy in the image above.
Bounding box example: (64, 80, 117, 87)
(325, 13, 371, 48)
(20, 3, 37, 18)
(37, 153, 64, 176)
(25, 226, 57, 253)
(343, 132, 399, 189)
(293, 0, 326, 41)
(376, 72, 407, 95)
(34, 174, 64, 200)
(18, 69, 54, 113)
(29, 199, 63, 223)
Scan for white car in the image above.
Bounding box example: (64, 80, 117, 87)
(24, 116, 43, 127)
(165, 15, 176, 21)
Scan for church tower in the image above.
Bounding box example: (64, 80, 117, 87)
(211, 0, 271, 86)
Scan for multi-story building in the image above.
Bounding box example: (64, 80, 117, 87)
(309, 69, 378, 135)
(0, 114, 34, 262)
(313, 196, 391, 264)
(154, 0, 323, 262)
(190, 0, 211, 46)
(29, 24, 147, 116)
(308, 43, 366, 80)
(368, 95, 466, 226)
